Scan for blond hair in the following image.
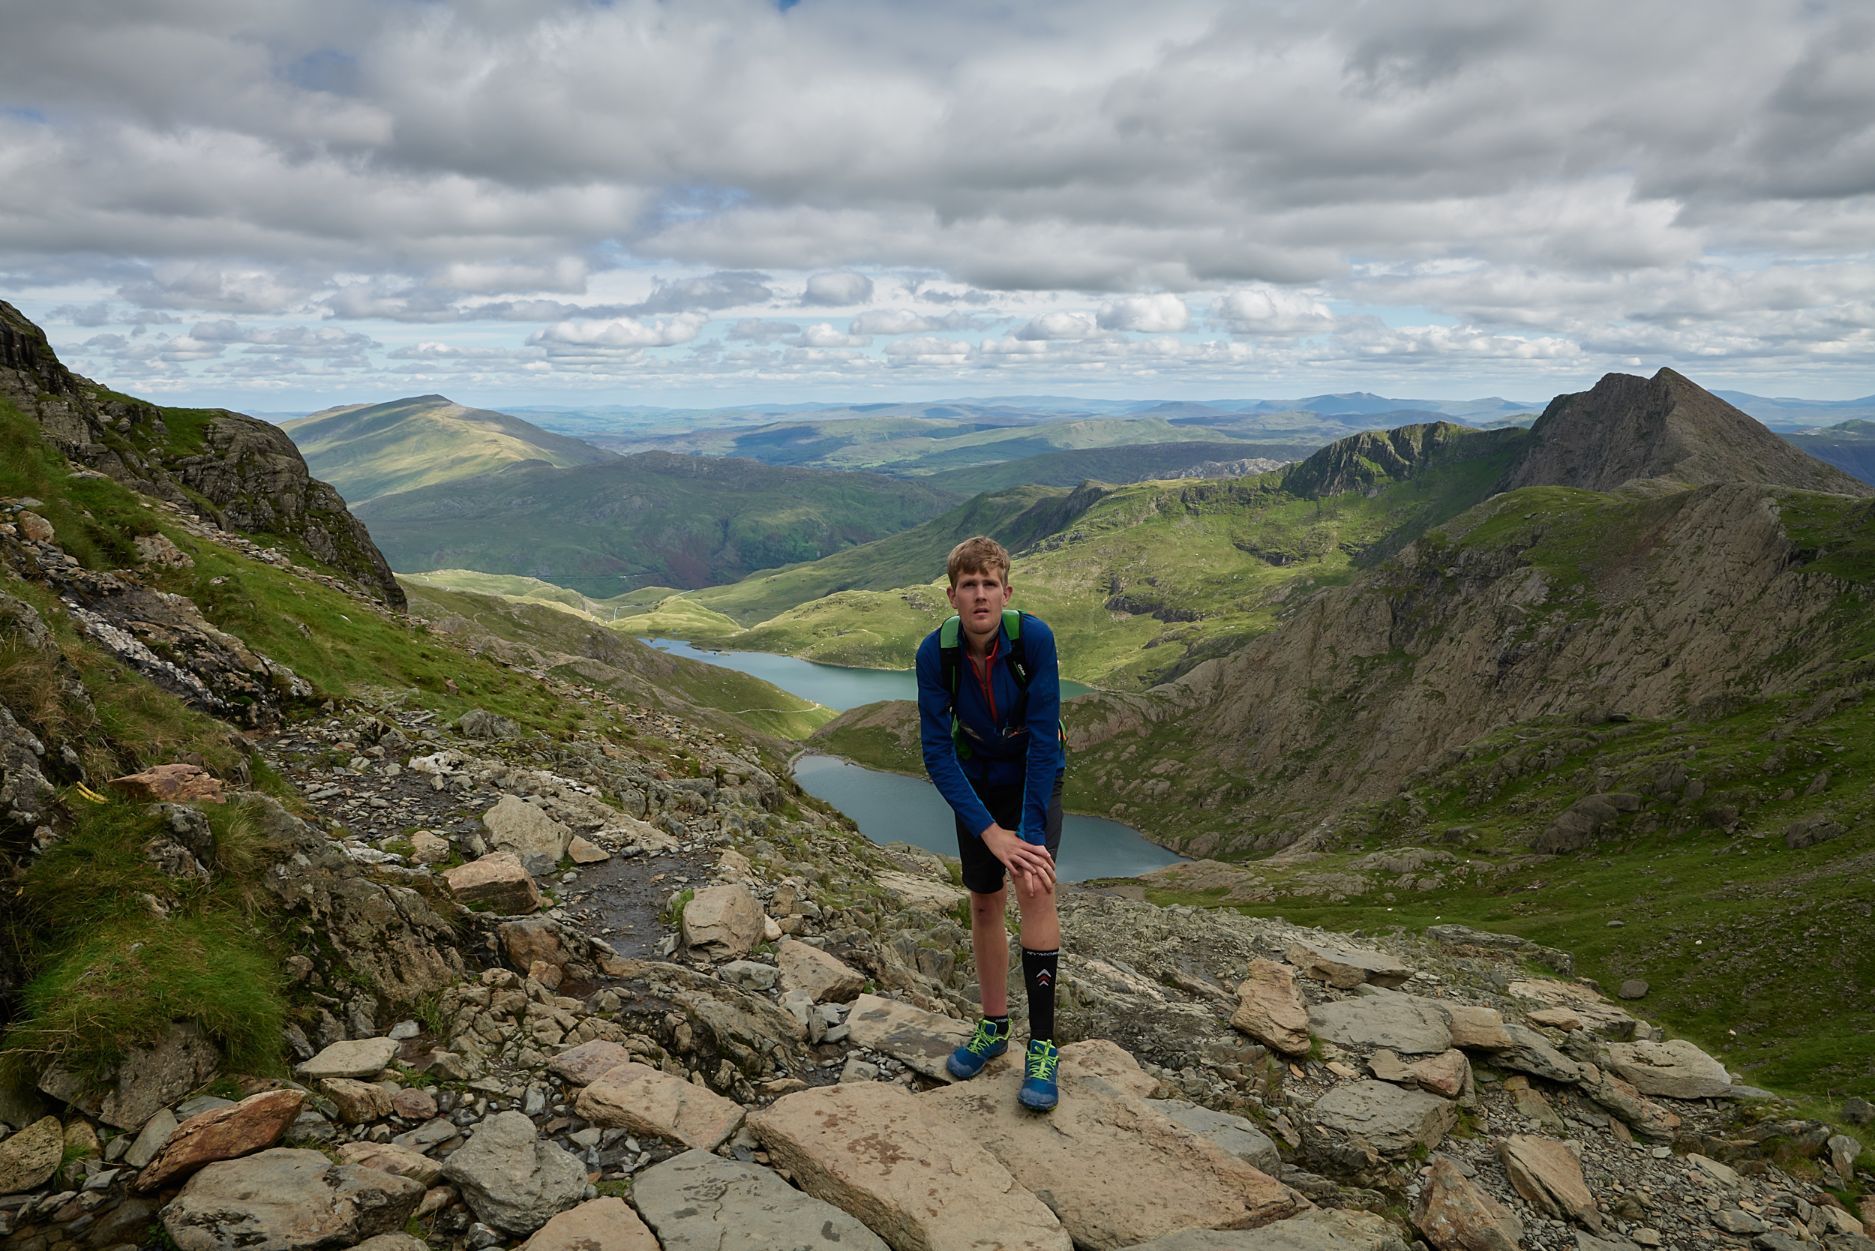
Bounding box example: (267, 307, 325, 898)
(945, 535, 1010, 587)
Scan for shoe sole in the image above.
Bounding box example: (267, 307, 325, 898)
(946, 1048, 1006, 1079)
(1018, 1089, 1058, 1111)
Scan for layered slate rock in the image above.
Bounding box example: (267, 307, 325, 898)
(1604, 1039, 1733, 1099)
(1309, 990, 1453, 1055)
(747, 1082, 1071, 1251)
(335, 1141, 444, 1186)
(777, 937, 866, 1003)
(633, 1149, 890, 1251)
(928, 1072, 1305, 1251)
(1441, 1004, 1515, 1051)
(518, 1196, 658, 1251)
(572, 1060, 745, 1151)
(1309, 1080, 1459, 1156)
(135, 1089, 304, 1191)
(297, 1036, 400, 1081)
(681, 883, 766, 959)
(1493, 1023, 1584, 1084)
(441, 1110, 587, 1236)
(1232, 958, 1312, 1056)
(1499, 1135, 1602, 1229)
(161, 1148, 423, 1251)
(1414, 1156, 1525, 1251)
(483, 794, 572, 876)
(1125, 1208, 1410, 1251)
(1288, 940, 1413, 990)
(443, 852, 544, 914)
(844, 992, 974, 1081)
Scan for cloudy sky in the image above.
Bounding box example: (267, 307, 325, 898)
(3, 0, 1872, 411)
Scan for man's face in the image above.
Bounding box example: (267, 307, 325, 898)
(947, 566, 1012, 634)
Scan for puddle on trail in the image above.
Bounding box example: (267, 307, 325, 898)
(559, 846, 716, 961)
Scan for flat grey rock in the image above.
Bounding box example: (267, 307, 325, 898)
(441, 1110, 586, 1237)
(633, 1148, 889, 1250)
(1123, 1208, 1410, 1251)
(1309, 990, 1453, 1055)
(1147, 1099, 1282, 1173)
(1309, 1081, 1458, 1156)
(297, 1037, 400, 1081)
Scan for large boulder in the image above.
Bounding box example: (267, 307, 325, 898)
(928, 1072, 1305, 1250)
(680, 884, 766, 959)
(1414, 1155, 1525, 1251)
(747, 1082, 1071, 1251)
(1287, 941, 1413, 989)
(161, 1148, 423, 1251)
(572, 1061, 745, 1151)
(1231, 959, 1312, 1056)
(1308, 1081, 1458, 1157)
(135, 1089, 304, 1191)
(633, 1149, 890, 1251)
(441, 1110, 587, 1236)
(1498, 1135, 1601, 1229)
(518, 1197, 658, 1250)
(1604, 1038, 1733, 1099)
(37, 1022, 218, 1131)
(482, 795, 572, 876)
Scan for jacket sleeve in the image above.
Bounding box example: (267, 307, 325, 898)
(1017, 618, 1064, 845)
(916, 633, 994, 839)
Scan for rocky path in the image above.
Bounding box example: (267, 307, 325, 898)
(2, 700, 1870, 1251)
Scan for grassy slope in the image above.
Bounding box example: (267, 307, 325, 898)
(284, 396, 615, 505)
(921, 440, 1318, 495)
(354, 454, 958, 598)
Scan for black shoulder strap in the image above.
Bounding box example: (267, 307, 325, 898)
(939, 614, 962, 698)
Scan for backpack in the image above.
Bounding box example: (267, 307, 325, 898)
(937, 609, 1064, 761)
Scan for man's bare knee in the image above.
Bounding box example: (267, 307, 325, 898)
(970, 888, 1006, 921)
(1014, 883, 1055, 914)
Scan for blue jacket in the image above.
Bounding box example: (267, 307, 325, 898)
(915, 612, 1064, 844)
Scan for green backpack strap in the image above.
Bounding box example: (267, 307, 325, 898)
(939, 611, 1062, 762)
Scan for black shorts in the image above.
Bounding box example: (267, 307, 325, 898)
(955, 773, 1064, 895)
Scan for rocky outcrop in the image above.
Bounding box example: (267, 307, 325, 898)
(0, 299, 403, 607)
(160, 1148, 424, 1250)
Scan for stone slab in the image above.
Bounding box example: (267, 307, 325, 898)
(747, 1082, 1070, 1251)
(778, 938, 866, 1004)
(1147, 1099, 1283, 1173)
(1232, 959, 1312, 1056)
(1309, 1080, 1458, 1156)
(1124, 1208, 1410, 1251)
(928, 1072, 1304, 1250)
(161, 1148, 423, 1251)
(572, 1061, 744, 1151)
(297, 1037, 400, 1081)
(1309, 990, 1453, 1055)
(844, 992, 973, 1081)
(519, 1196, 658, 1250)
(1605, 1039, 1733, 1099)
(1288, 940, 1413, 989)
(633, 1148, 890, 1250)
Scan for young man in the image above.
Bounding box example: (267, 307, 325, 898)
(915, 536, 1066, 1111)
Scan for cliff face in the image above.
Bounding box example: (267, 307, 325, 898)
(1499, 368, 1872, 497)
(0, 300, 404, 608)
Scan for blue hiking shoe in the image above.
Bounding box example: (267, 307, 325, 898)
(946, 1018, 1010, 1079)
(1019, 1038, 1060, 1111)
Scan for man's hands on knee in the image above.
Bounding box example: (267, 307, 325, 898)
(983, 823, 1055, 892)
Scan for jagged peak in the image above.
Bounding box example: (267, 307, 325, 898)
(1280, 420, 1488, 499)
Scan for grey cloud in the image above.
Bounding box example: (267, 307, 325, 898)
(631, 270, 774, 314)
(802, 272, 874, 306)
(727, 318, 802, 341)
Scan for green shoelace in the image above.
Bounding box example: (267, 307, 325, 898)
(963, 1020, 1006, 1056)
(1026, 1041, 1059, 1080)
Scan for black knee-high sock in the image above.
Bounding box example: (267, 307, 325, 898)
(1022, 948, 1059, 1042)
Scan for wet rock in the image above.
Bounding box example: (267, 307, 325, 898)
(1604, 1038, 1732, 1099)
(161, 1148, 423, 1251)
(443, 852, 544, 914)
(518, 1196, 659, 1250)
(680, 883, 765, 959)
(1499, 1134, 1601, 1229)
(135, 1089, 304, 1191)
(747, 1083, 1070, 1251)
(1308, 1081, 1458, 1157)
(1231, 958, 1312, 1057)
(441, 1111, 587, 1237)
(297, 1036, 399, 1081)
(1414, 1155, 1525, 1251)
(1309, 989, 1453, 1055)
(572, 1061, 745, 1152)
(777, 938, 865, 1004)
(633, 1148, 889, 1251)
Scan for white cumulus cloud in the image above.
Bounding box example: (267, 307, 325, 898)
(1098, 295, 1190, 334)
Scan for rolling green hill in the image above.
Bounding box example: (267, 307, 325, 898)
(284, 394, 618, 503)
(353, 452, 959, 597)
(920, 439, 1314, 495)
